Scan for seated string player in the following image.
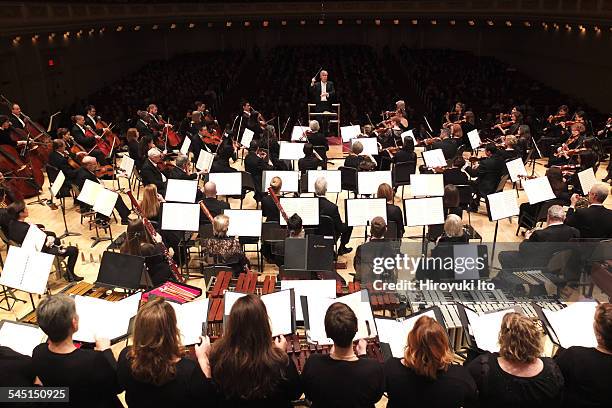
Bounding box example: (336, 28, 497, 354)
(353, 216, 398, 285)
(315, 177, 353, 255)
(301, 302, 385, 407)
(32, 294, 123, 408)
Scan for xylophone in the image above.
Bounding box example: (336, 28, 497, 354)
(336, 281, 405, 316)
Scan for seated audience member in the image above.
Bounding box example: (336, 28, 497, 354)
(261, 176, 282, 222)
(118, 298, 215, 407)
(302, 302, 385, 407)
(32, 294, 122, 408)
(209, 294, 301, 406)
(467, 312, 564, 408)
(499, 205, 580, 269)
(565, 183, 612, 239)
(315, 177, 353, 255)
(200, 214, 249, 275)
(353, 216, 398, 284)
(0, 345, 35, 387)
(555, 303, 612, 408)
(200, 181, 230, 224)
(377, 183, 404, 238)
(385, 316, 477, 408)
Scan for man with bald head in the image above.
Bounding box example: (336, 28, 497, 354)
(565, 183, 612, 239)
(199, 181, 229, 224)
(310, 69, 335, 136)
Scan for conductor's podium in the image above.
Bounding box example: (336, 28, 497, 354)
(308, 103, 340, 136)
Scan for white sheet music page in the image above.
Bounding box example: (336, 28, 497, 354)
(0, 321, 46, 357)
(170, 298, 210, 346)
(21, 224, 47, 252)
(465, 308, 515, 352)
(422, 149, 447, 168)
(346, 198, 387, 227)
(290, 126, 310, 142)
(401, 130, 417, 146)
(467, 130, 481, 150)
(542, 302, 598, 349)
(336, 290, 377, 341)
(240, 128, 255, 147)
(577, 168, 597, 195)
(0, 246, 53, 295)
(161, 203, 200, 231)
(195, 149, 215, 172)
(280, 280, 336, 321)
(263, 170, 300, 193)
(73, 293, 142, 343)
(487, 190, 520, 221)
(223, 209, 263, 237)
(341, 125, 361, 143)
(279, 197, 319, 225)
(50, 170, 65, 198)
(261, 289, 294, 337)
(375, 309, 437, 358)
(404, 197, 445, 226)
(307, 170, 342, 193)
(223, 291, 246, 317)
(523, 176, 556, 205)
(76, 179, 103, 206)
(179, 136, 191, 155)
(351, 137, 378, 156)
(93, 188, 119, 217)
(357, 171, 392, 195)
(165, 179, 198, 203)
(279, 141, 306, 160)
(120, 156, 135, 178)
(505, 158, 528, 183)
(208, 172, 242, 196)
(410, 174, 444, 197)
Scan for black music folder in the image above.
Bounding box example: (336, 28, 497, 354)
(283, 235, 334, 275)
(96, 251, 146, 290)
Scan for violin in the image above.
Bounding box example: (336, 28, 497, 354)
(201, 126, 222, 146)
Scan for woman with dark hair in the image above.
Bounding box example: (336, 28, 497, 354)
(393, 135, 417, 164)
(377, 182, 404, 238)
(209, 294, 301, 406)
(385, 315, 477, 407)
(125, 127, 142, 169)
(298, 143, 322, 172)
(118, 297, 215, 407)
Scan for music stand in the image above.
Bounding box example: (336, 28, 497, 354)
(282, 235, 336, 280)
(95, 251, 146, 292)
(50, 172, 80, 239)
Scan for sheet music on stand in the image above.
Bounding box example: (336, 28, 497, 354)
(21, 224, 47, 252)
(291, 126, 310, 142)
(195, 149, 214, 172)
(223, 290, 296, 337)
(179, 136, 191, 155)
(410, 174, 444, 197)
(0, 320, 47, 357)
(240, 128, 255, 147)
(72, 292, 142, 344)
(422, 149, 447, 168)
(279, 141, 306, 160)
(77, 179, 118, 217)
(540, 301, 598, 349)
(0, 246, 54, 295)
(118, 156, 134, 180)
(400, 130, 417, 146)
(302, 289, 377, 345)
(161, 203, 200, 231)
(279, 280, 336, 321)
(50, 170, 65, 198)
(279, 197, 319, 225)
(357, 171, 392, 195)
(462, 306, 516, 352)
(523, 176, 556, 205)
(170, 298, 210, 346)
(165, 179, 198, 203)
(346, 198, 387, 227)
(486, 189, 520, 221)
(404, 197, 445, 226)
(208, 172, 242, 196)
(76, 179, 103, 206)
(351, 137, 378, 156)
(341, 125, 361, 143)
(263, 170, 300, 193)
(467, 129, 481, 150)
(505, 158, 528, 183)
(578, 168, 597, 194)
(307, 170, 342, 193)
(223, 209, 263, 237)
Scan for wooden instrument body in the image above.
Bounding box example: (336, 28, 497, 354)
(0, 145, 40, 199)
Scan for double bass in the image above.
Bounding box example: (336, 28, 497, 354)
(0, 145, 40, 202)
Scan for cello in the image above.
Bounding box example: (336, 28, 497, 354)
(0, 145, 40, 201)
(157, 116, 182, 148)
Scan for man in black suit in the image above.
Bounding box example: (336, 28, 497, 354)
(565, 183, 612, 239)
(135, 111, 155, 140)
(309, 70, 335, 136)
(71, 115, 106, 165)
(428, 128, 458, 161)
(465, 144, 505, 209)
(47, 139, 78, 197)
(9, 103, 26, 130)
(199, 181, 229, 224)
(261, 176, 281, 222)
(442, 157, 470, 186)
(499, 205, 581, 268)
(315, 176, 353, 255)
(353, 217, 399, 284)
(239, 100, 263, 139)
(140, 148, 168, 196)
(244, 140, 272, 202)
(298, 143, 322, 172)
(165, 154, 204, 201)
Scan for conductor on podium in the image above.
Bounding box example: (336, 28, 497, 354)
(310, 70, 335, 135)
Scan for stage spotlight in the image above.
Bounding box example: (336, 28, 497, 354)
(524, 21, 531, 27)
(281, 20, 287, 26)
(134, 26, 141, 31)
(393, 19, 399, 25)
(505, 21, 512, 27)
(226, 21, 232, 27)
(468, 20, 475, 26)
(244, 21, 251, 27)
(319, 19, 324, 25)
(300, 20, 306, 25)
(411, 19, 418, 25)
(431, 20, 437, 25)
(450, 20, 456, 25)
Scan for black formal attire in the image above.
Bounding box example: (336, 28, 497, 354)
(317, 196, 352, 249)
(140, 159, 168, 196)
(200, 197, 229, 224)
(165, 166, 202, 201)
(135, 119, 154, 140)
(301, 354, 385, 408)
(386, 203, 404, 238)
(75, 167, 131, 221)
(416, 232, 469, 281)
(518, 185, 571, 230)
(32, 343, 123, 408)
(210, 159, 237, 173)
(307, 131, 328, 150)
(467, 352, 564, 408)
(298, 154, 321, 172)
(0, 346, 35, 386)
(118, 347, 216, 408)
(343, 154, 362, 170)
(261, 194, 280, 222)
(430, 138, 458, 161)
(565, 204, 612, 239)
(127, 139, 143, 170)
(393, 149, 417, 164)
(244, 150, 272, 201)
(141, 248, 174, 286)
(442, 167, 469, 186)
(427, 206, 463, 242)
(384, 358, 477, 408)
(84, 115, 100, 133)
(353, 238, 399, 283)
(10, 113, 26, 130)
(555, 346, 612, 408)
(465, 152, 505, 199)
(309, 80, 335, 135)
(0, 128, 17, 148)
(240, 110, 263, 139)
(47, 150, 77, 198)
(72, 124, 106, 165)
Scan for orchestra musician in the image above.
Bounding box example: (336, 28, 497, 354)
(9, 103, 27, 130)
(200, 214, 250, 275)
(344, 141, 364, 170)
(244, 140, 273, 202)
(301, 302, 385, 407)
(71, 115, 107, 166)
(140, 148, 168, 196)
(377, 183, 404, 239)
(465, 143, 505, 210)
(392, 136, 417, 164)
(48, 139, 78, 197)
(427, 127, 458, 160)
(261, 176, 281, 222)
(549, 122, 587, 167)
(427, 185, 464, 242)
(166, 154, 204, 183)
(565, 183, 612, 239)
(135, 111, 155, 140)
(84, 105, 111, 137)
(239, 100, 264, 138)
(353, 216, 398, 284)
(199, 181, 229, 225)
(315, 177, 353, 255)
(210, 136, 238, 173)
(309, 70, 336, 136)
(440, 156, 469, 186)
(125, 128, 143, 170)
(0, 115, 27, 148)
(298, 143, 322, 172)
(146, 104, 173, 136)
(444, 102, 466, 125)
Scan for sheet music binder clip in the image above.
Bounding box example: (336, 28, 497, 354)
(95, 251, 146, 291)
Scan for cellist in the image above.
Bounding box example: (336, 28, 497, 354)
(0, 115, 27, 148)
(71, 115, 107, 165)
(9, 103, 26, 130)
